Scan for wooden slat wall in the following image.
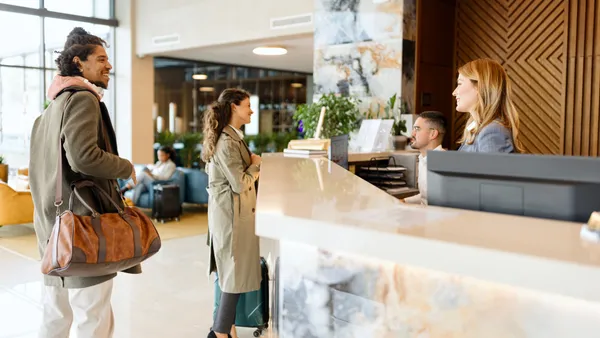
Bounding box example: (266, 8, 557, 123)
(453, 0, 566, 154)
(453, 0, 600, 156)
(563, 0, 600, 156)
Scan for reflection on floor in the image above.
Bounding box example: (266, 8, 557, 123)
(0, 210, 274, 338)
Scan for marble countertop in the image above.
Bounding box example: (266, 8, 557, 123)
(256, 153, 600, 302)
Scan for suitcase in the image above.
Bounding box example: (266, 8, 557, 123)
(213, 257, 269, 337)
(271, 257, 280, 335)
(152, 184, 182, 223)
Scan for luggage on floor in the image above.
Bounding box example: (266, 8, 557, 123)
(271, 257, 280, 335)
(213, 257, 269, 337)
(152, 184, 182, 223)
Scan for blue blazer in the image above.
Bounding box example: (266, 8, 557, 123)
(458, 122, 515, 153)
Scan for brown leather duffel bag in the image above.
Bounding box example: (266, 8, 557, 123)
(41, 139, 161, 277)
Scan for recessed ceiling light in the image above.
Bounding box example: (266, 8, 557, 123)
(199, 87, 214, 92)
(192, 74, 207, 80)
(252, 46, 287, 56)
(291, 82, 303, 88)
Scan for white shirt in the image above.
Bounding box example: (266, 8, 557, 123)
(466, 120, 477, 131)
(405, 145, 444, 205)
(149, 159, 176, 181)
(228, 125, 244, 139)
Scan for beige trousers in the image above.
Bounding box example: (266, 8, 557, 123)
(38, 279, 114, 338)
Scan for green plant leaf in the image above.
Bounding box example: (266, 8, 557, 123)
(178, 132, 203, 168)
(155, 131, 178, 148)
(292, 93, 361, 139)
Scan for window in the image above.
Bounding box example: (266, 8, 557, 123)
(0, 12, 41, 67)
(0, 2, 117, 169)
(0, 0, 38, 8)
(44, 0, 111, 20)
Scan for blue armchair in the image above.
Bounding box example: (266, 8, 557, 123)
(180, 167, 209, 205)
(122, 165, 186, 209)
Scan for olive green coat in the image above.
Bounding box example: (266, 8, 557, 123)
(206, 126, 261, 293)
(29, 85, 135, 289)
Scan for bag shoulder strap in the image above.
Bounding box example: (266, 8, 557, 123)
(54, 89, 77, 208)
(54, 88, 109, 208)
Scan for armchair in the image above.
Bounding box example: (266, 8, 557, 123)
(0, 182, 34, 226)
(179, 168, 209, 204)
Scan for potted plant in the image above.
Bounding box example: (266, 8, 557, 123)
(293, 93, 361, 139)
(273, 131, 298, 152)
(179, 132, 203, 168)
(155, 130, 178, 148)
(246, 133, 273, 155)
(384, 94, 409, 150)
(0, 155, 7, 183)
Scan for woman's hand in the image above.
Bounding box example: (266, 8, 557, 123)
(251, 153, 262, 166)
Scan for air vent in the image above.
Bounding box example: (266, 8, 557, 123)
(152, 34, 180, 46)
(270, 13, 313, 30)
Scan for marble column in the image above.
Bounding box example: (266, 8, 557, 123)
(313, 0, 417, 114)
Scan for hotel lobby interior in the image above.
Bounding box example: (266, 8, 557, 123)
(1, 0, 600, 337)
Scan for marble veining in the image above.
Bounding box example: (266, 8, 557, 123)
(277, 241, 600, 338)
(314, 40, 404, 111)
(314, 0, 417, 115)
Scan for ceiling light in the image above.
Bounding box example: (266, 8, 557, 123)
(199, 87, 214, 92)
(252, 46, 287, 56)
(291, 82, 303, 88)
(192, 74, 207, 80)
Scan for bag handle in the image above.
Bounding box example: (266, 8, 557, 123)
(68, 181, 125, 217)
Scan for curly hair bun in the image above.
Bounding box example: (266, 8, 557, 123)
(68, 27, 90, 38)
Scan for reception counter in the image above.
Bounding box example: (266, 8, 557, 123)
(256, 153, 600, 337)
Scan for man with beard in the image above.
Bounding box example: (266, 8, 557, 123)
(29, 27, 137, 338)
(403, 111, 446, 205)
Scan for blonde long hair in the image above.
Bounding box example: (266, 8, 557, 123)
(457, 58, 524, 153)
(201, 88, 250, 162)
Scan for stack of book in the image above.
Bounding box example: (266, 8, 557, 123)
(283, 148, 328, 158)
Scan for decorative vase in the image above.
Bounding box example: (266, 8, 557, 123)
(393, 135, 408, 150)
(0, 164, 8, 183)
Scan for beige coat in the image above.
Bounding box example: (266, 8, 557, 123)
(29, 82, 135, 289)
(206, 126, 261, 293)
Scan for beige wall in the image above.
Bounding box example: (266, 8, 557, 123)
(134, 0, 314, 55)
(115, 0, 155, 164)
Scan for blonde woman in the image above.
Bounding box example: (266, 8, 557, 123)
(453, 58, 524, 153)
(202, 88, 261, 338)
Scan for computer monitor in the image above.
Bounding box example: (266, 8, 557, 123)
(427, 151, 600, 223)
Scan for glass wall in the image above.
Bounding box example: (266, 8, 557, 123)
(154, 57, 311, 136)
(0, 1, 116, 170)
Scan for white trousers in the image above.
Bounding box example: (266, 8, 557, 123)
(38, 279, 114, 338)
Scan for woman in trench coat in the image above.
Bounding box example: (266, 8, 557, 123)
(202, 88, 262, 338)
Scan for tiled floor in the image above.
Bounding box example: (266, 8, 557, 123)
(0, 226, 275, 338)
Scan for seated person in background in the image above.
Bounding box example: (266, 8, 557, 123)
(121, 146, 177, 205)
(403, 111, 447, 206)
